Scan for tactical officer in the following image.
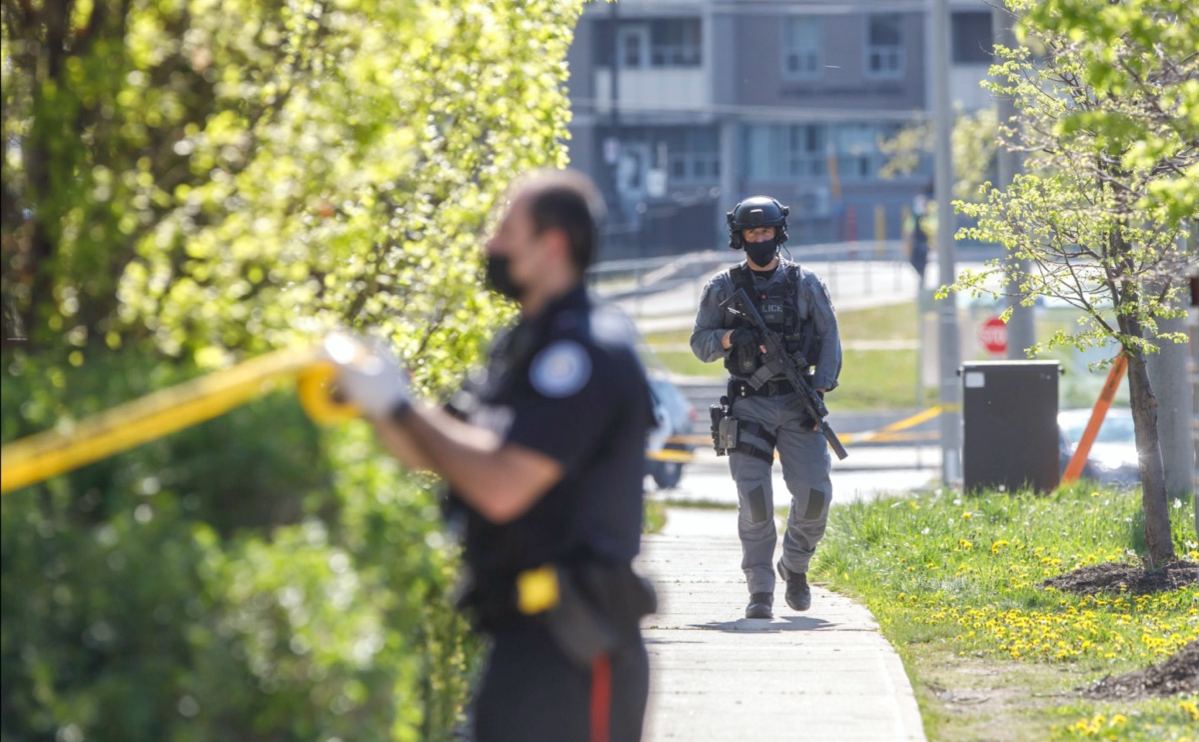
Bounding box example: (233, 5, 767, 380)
(327, 169, 656, 742)
(690, 196, 841, 619)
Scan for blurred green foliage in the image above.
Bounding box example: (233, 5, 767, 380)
(2, 0, 584, 375)
(2, 350, 481, 740)
(1, 0, 589, 739)
(877, 107, 1000, 204)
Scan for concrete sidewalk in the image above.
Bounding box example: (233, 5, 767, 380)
(636, 507, 927, 742)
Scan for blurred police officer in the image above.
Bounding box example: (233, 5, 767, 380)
(690, 196, 841, 619)
(328, 169, 656, 741)
(905, 189, 932, 282)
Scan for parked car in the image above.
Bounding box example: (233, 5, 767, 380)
(1058, 407, 1140, 486)
(646, 372, 698, 490)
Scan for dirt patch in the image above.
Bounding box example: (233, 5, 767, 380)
(1040, 559, 1198, 701)
(912, 650, 1081, 742)
(1040, 559, 1198, 596)
(1082, 640, 1199, 700)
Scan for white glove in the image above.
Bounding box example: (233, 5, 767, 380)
(322, 332, 411, 419)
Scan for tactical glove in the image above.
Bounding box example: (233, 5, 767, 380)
(726, 328, 761, 376)
(728, 328, 759, 353)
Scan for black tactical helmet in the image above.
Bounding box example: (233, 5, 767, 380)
(726, 196, 790, 249)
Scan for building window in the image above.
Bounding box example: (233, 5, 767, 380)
(952, 11, 993, 64)
(782, 17, 821, 79)
(618, 25, 648, 68)
(649, 18, 702, 67)
(831, 123, 902, 180)
(662, 128, 719, 183)
(865, 14, 903, 78)
(744, 123, 902, 182)
(746, 124, 827, 180)
(600, 18, 703, 69)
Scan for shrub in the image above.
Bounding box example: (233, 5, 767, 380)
(1, 349, 477, 741)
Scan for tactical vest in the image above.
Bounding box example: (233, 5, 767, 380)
(723, 263, 820, 378)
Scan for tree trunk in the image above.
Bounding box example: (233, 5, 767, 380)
(1123, 345, 1176, 566)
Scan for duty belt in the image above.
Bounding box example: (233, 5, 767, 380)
(462, 561, 658, 667)
(731, 378, 796, 397)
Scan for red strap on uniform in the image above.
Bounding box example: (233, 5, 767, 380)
(590, 652, 612, 742)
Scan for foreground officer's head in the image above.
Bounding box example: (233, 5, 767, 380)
(484, 169, 606, 312)
(727, 196, 790, 268)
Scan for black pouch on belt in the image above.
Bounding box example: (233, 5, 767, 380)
(545, 562, 658, 668)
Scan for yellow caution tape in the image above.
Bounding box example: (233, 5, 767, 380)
(645, 446, 696, 463)
(13, 348, 968, 494)
(840, 404, 960, 445)
(0, 346, 357, 496)
(652, 405, 963, 454)
(667, 434, 720, 447)
(0, 336, 707, 494)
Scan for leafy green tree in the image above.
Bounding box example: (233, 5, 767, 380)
(2, 0, 589, 739)
(948, 0, 1197, 565)
(3, 0, 581, 387)
(1021, 0, 1198, 222)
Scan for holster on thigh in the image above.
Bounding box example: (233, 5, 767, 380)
(725, 418, 776, 465)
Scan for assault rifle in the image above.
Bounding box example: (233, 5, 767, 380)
(722, 288, 849, 460)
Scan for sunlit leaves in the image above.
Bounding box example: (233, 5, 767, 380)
(4, 0, 586, 387)
(1011, 0, 1199, 220)
(947, 0, 1196, 357)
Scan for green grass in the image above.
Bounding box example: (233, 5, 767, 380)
(811, 482, 1199, 742)
(645, 302, 930, 409)
(644, 498, 667, 534)
(645, 302, 1129, 411)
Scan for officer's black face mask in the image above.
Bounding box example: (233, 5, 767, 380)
(485, 254, 525, 300)
(744, 239, 778, 268)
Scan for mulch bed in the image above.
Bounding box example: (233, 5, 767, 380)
(1041, 559, 1198, 596)
(1081, 640, 1199, 700)
(1040, 559, 1199, 700)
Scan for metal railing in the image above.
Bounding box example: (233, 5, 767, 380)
(587, 241, 921, 318)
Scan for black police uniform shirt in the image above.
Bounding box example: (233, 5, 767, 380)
(445, 284, 654, 585)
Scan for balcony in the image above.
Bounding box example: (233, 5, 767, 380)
(593, 67, 710, 120)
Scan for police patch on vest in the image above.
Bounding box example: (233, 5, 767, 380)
(470, 404, 515, 439)
(761, 300, 785, 324)
(529, 341, 591, 398)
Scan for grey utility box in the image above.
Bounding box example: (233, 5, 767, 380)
(961, 361, 1061, 494)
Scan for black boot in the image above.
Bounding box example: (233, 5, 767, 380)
(776, 560, 811, 612)
(745, 592, 773, 619)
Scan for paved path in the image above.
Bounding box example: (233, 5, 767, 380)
(636, 507, 927, 742)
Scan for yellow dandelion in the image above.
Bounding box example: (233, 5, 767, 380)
(1180, 699, 1199, 721)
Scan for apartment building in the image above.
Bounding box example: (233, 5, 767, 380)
(564, 0, 998, 259)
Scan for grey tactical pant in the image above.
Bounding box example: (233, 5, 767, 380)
(728, 391, 833, 594)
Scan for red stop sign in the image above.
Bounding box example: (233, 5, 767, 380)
(979, 316, 1007, 354)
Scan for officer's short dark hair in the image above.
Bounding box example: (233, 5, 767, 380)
(519, 169, 607, 272)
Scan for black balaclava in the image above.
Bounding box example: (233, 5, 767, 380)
(745, 239, 779, 268)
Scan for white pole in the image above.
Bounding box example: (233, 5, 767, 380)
(931, 0, 961, 486)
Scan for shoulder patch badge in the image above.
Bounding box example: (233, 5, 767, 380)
(529, 340, 591, 398)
